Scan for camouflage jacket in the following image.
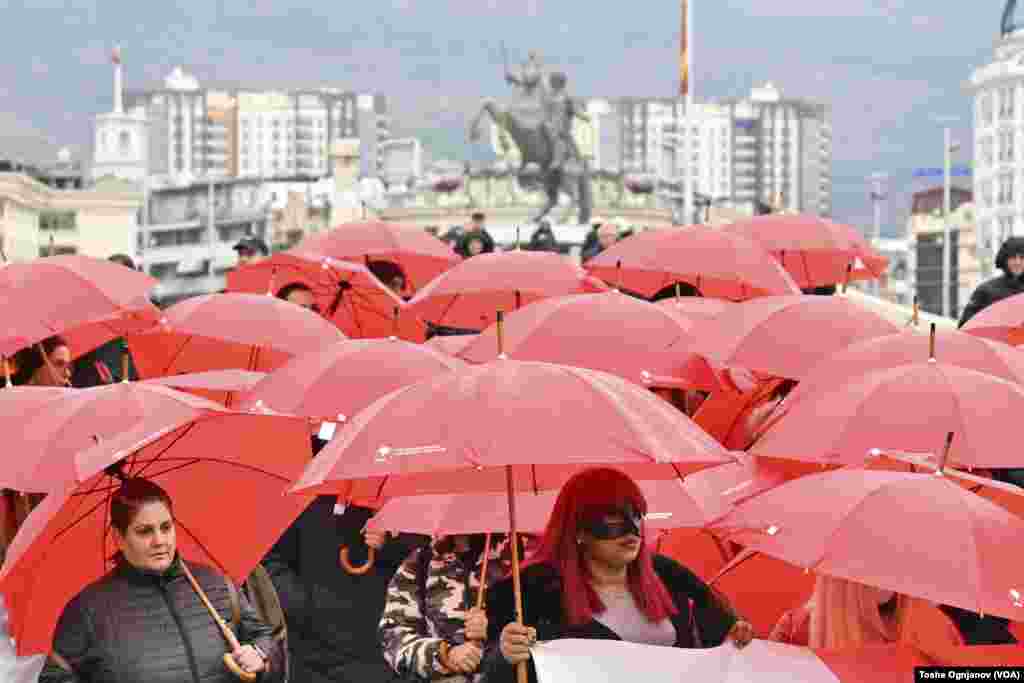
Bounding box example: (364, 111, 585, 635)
(378, 539, 508, 682)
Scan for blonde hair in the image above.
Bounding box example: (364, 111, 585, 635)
(807, 576, 900, 649)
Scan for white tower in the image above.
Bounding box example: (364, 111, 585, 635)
(92, 46, 148, 184)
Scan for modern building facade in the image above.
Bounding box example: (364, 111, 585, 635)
(379, 137, 424, 188)
(968, 25, 1024, 261)
(907, 186, 977, 317)
(124, 68, 390, 184)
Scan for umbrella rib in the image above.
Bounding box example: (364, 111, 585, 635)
(436, 293, 462, 328)
(174, 516, 231, 577)
(131, 456, 296, 484)
(532, 465, 538, 495)
(129, 422, 198, 478)
(160, 335, 195, 376)
(808, 481, 896, 576)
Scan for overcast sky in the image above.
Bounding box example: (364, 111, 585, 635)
(0, 0, 1004, 233)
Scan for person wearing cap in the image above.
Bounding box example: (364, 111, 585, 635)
(581, 223, 619, 264)
(234, 237, 270, 266)
(454, 213, 496, 259)
(958, 236, 1024, 327)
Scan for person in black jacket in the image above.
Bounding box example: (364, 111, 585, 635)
(483, 468, 752, 683)
(958, 236, 1024, 326)
(261, 438, 430, 683)
(71, 255, 140, 387)
(454, 214, 496, 259)
(39, 478, 283, 683)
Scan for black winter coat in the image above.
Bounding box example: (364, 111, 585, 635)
(454, 230, 496, 259)
(481, 556, 738, 683)
(39, 558, 282, 683)
(261, 498, 429, 683)
(958, 274, 1024, 327)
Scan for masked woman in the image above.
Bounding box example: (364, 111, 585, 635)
(483, 468, 753, 683)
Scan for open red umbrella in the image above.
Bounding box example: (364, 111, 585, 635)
(689, 295, 900, 380)
(406, 251, 608, 331)
(424, 334, 479, 357)
(239, 338, 464, 422)
(585, 228, 800, 300)
(297, 220, 459, 292)
(656, 296, 736, 320)
(0, 382, 216, 493)
(127, 292, 344, 377)
(962, 291, 1024, 345)
(291, 360, 733, 500)
(0, 407, 313, 655)
(784, 327, 1024, 411)
(710, 468, 1024, 621)
(457, 292, 724, 390)
(722, 214, 888, 289)
(226, 252, 424, 341)
(751, 361, 1024, 468)
(143, 370, 267, 407)
(0, 256, 158, 357)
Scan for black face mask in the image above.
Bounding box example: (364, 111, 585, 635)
(581, 505, 643, 540)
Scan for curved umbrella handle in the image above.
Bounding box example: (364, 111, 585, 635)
(222, 654, 258, 682)
(339, 545, 376, 575)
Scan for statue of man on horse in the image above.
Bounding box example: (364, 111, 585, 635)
(469, 46, 593, 226)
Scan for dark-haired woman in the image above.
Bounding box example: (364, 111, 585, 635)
(483, 468, 753, 683)
(11, 335, 71, 387)
(959, 236, 1024, 326)
(39, 478, 283, 683)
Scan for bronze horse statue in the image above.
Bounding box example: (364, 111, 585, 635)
(469, 100, 593, 226)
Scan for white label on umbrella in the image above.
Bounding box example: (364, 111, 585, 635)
(645, 512, 673, 520)
(318, 422, 337, 441)
(333, 501, 346, 516)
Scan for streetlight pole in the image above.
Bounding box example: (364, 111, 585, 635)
(942, 127, 952, 318)
(868, 172, 887, 297)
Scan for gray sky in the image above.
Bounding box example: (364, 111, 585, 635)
(0, 0, 1001, 234)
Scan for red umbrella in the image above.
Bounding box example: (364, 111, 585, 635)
(297, 220, 459, 292)
(457, 292, 724, 390)
(127, 293, 344, 377)
(0, 256, 158, 357)
(143, 369, 267, 407)
(239, 338, 464, 421)
(365, 476, 728, 536)
(785, 327, 1024, 410)
(656, 296, 736, 320)
(291, 361, 733, 499)
(751, 361, 1024, 468)
(226, 252, 424, 341)
(0, 408, 314, 655)
(962, 292, 1024, 345)
(424, 334, 478, 356)
(710, 468, 1024, 621)
(722, 214, 888, 289)
(585, 228, 800, 300)
(689, 295, 900, 380)
(0, 382, 216, 493)
(406, 251, 608, 331)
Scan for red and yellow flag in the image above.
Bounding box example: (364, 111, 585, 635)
(679, 0, 689, 96)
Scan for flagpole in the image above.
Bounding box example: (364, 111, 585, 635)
(682, 0, 694, 225)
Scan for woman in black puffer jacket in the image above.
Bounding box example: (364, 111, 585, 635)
(38, 478, 283, 683)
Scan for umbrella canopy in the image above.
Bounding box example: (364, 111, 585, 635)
(365, 476, 728, 537)
(655, 297, 736, 320)
(962, 291, 1024, 345)
(0, 256, 158, 357)
(424, 333, 479, 356)
(239, 338, 464, 421)
(291, 360, 733, 499)
(406, 251, 608, 331)
(127, 292, 344, 377)
(226, 252, 423, 341)
(751, 361, 1024, 468)
(0, 409, 313, 656)
(296, 220, 459, 293)
(722, 214, 888, 289)
(585, 228, 800, 301)
(784, 329, 1024, 410)
(710, 469, 1024, 621)
(689, 295, 901, 380)
(457, 292, 723, 390)
(142, 369, 267, 407)
(0, 382, 217, 493)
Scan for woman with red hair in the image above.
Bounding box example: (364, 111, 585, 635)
(482, 468, 753, 683)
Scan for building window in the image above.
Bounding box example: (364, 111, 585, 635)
(1000, 130, 1016, 162)
(1000, 215, 1015, 241)
(999, 172, 1015, 205)
(981, 136, 995, 166)
(980, 179, 994, 209)
(1001, 87, 1016, 120)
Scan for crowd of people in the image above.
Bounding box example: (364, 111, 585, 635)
(4, 222, 1024, 683)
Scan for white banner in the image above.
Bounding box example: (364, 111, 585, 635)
(531, 639, 839, 683)
(0, 598, 44, 683)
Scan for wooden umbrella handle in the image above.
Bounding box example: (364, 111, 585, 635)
(339, 545, 376, 574)
(179, 561, 257, 682)
(475, 532, 493, 610)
